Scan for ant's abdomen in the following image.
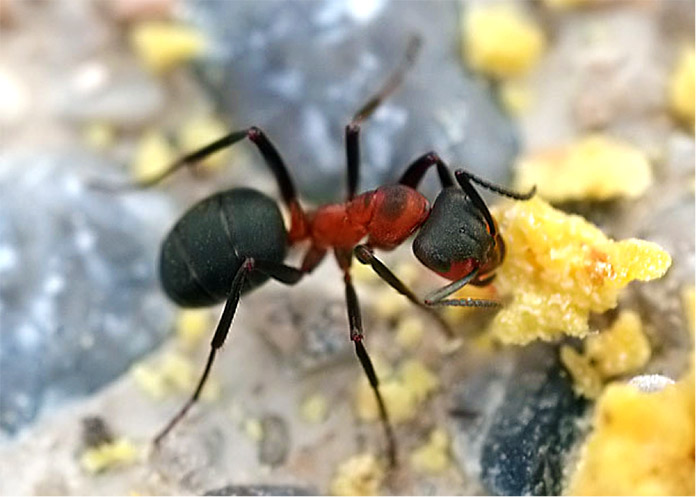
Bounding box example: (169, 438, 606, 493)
(159, 188, 287, 307)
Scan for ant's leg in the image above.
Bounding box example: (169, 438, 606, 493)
(345, 36, 422, 200)
(423, 267, 500, 308)
(343, 268, 398, 467)
(398, 152, 454, 190)
(454, 169, 536, 238)
(154, 258, 255, 446)
(300, 246, 327, 274)
(354, 244, 454, 338)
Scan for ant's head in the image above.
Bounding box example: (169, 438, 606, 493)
(412, 187, 503, 281)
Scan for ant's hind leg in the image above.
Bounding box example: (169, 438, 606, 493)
(154, 258, 255, 446)
(343, 269, 398, 467)
(354, 244, 454, 338)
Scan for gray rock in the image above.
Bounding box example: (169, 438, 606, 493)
(0, 153, 175, 435)
(185, 0, 519, 202)
(258, 414, 290, 467)
(450, 344, 587, 496)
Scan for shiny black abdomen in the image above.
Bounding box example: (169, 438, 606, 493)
(160, 188, 287, 307)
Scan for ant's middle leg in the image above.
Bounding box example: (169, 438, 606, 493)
(354, 244, 454, 338)
(345, 36, 422, 200)
(343, 267, 398, 467)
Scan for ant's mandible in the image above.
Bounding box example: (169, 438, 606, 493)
(103, 36, 535, 467)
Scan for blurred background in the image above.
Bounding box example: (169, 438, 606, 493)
(0, 0, 693, 495)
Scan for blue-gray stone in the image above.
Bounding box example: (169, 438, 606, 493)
(0, 153, 175, 436)
(185, 0, 518, 202)
(451, 344, 587, 496)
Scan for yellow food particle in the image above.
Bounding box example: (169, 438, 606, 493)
(242, 418, 264, 442)
(81, 438, 139, 474)
(410, 428, 451, 475)
(683, 286, 695, 338)
(352, 261, 379, 284)
(131, 130, 176, 184)
(83, 122, 115, 150)
(463, 5, 545, 78)
(515, 135, 653, 202)
(395, 316, 424, 349)
(131, 352, 219, 401)
(399, 359, 439, 402)
(373, 289, 409, 321)
(300, 393, 329, 424)
(560, 345, 603, 399)
(130, 22, 206, 74)
(500, 80, 533, 115)
(566, 364, 695, 495)
(393, 261, 421, 287)
(356, 379, 417, 424)
(668, 48, 695, 129)
(330, 453, 385, 496)
(542, 0, 596, 8)
(490, 197, 671, 344)
(176, 309, 210, 350)
(177, 115, 229, 170)
(585, 311, 650, 378)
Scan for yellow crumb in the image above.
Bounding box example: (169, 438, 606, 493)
(300, 393, 329, 424)
(683, 286, 695, 339)
(560, 345, 603, 399)
(83, 122, 115, 150)
(81, 438, 139, 474)
(395, 316, 424, 349)
(393, 261, 421, 287)
(500, 80, 533, 115)
(489, 197, 671, 344)
(373, 289, 410, 321)
(566, 363, 694, 495)
(352, 261, 380, 284)
(399, 359, 439, 403)
(242, 418, 264, 442)
(130, 22, 206, 74)
(463, 5, 545, 78)
(131, 129, 176, 184)
(515, 135, 653, 202)
(176, 309, 210, 350)
(668, 48, 695, 129)
(585, 311, 650, 378)
(131, 352, 219, 401)
(356, 379, 417, 424)
(330, 453, 385, 496)
(177, 115, 230, 170)
(410, 428, 451, 475)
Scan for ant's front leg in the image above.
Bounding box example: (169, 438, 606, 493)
(354, 245, 454, 338)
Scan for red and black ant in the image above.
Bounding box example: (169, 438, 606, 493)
(104, 37, 535, 466)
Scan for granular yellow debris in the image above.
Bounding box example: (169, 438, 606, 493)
(131, 130, 176, 184)
(585, 311, 650, 378)
(515, 135, 653, 202)
(668, 48, 695, 129)
(399, 359, 439, 403)
(131, 352, 219, 401)
(242, 418, 264, 442)
(330, 453, 385, 496)
(373, 288, 410, 321)
(83, 122, 115, 150)
(566, 363, 695, 495)
(355, 359, 438, 424)
(130, 22, 206, 74)
(395, 316, 424, 349)
(490, 197, 671, 344)
(300, 393, 329, 424)
(176, 309, 210, 350)
(560, 345, 603, 399)
(177, 115, 229, 170)
(410, 428, 451, 475)
(463, 5, 545, 79)
(81, 438, 139, 474)
(500, 80, 533, 115)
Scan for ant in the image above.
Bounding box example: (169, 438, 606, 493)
(103, 36, 535, 466)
